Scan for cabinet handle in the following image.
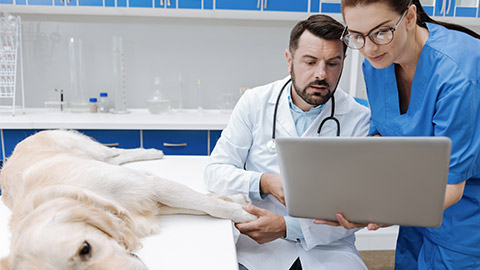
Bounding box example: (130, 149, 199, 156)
(446, 0, 451, 15)
(163, 143, 187, 147)
(103, 143, 120, 147)
(257, 0, 260, 9)
(264, 0, 267, 9)
(440, 0, 446, 14)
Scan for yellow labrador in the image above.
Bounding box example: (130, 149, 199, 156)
(0, 130, 256, 270)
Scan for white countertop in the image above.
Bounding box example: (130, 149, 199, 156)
(0, 108, 232, 130)
(0, 155, 239, 269)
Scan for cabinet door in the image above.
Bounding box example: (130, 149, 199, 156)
(129, 0, 153, 7)
(310, 0, 320, 13)
(78, 0, 103, 6)
(263, 0, 308, 12)
(420, 0, 435, 16)
(215, 0, 261, 11)
(178, 0, 201, 9)
(320, 0, 341, 13)
(143, 130, 208, 155)
(3, 129, 41, 160)
(165, 0, 176, 8)
(77, 130, 141, 149)
(209, 130, 222, 155)
(454, 0, 477, 17)
(28, 0, 53, 5)
(435, 0, 455, 16)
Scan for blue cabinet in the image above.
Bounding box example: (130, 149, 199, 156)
(154, 0, 176, 8)
(454, 0, 477, 17)
(209, 130, 222, 154)
(435, 0, 455, 16)
(435, 0, 478, 17)
(1, 129, 141, 161)
(78, 0, 104, 6)
(178, 0, 202, 9)
(77, 129, 141, 148)
(420, 1, 434, 16)
(129, 0, 153, 8)
(2, 129, 40, 160)
(215, 0, 260, 11)
(320, 1, 341, 13)
(263, 0, 308, 12)
(215, 0, 308, 12)
(143, 130, 209, 155)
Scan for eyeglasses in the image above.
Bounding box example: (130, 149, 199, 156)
(340, 7, 409, 50)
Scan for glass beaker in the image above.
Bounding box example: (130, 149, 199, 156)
(68, 37, 89, 113)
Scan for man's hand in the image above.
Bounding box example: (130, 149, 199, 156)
(235, 205, 286, 244)
(260, 173, 285, 205)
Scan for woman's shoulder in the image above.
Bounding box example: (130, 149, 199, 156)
(425, 23, 480, 64)
(424, 23, 480, 81)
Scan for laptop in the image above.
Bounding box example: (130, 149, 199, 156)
(276, 137, 451, 228)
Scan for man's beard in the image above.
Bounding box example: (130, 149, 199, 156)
(290, 64, 335, 106)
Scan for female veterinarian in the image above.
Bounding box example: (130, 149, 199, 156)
(315, 0, 480, 269)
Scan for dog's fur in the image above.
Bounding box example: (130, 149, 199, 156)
(0, 130, 256, 270)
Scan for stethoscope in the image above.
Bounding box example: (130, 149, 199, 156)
(266, 78, 340, 153)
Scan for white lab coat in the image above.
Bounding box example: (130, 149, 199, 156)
(204, 76, 371, 270)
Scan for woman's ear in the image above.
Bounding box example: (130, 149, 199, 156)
(406, 4, 418, 30)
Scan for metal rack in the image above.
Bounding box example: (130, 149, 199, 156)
(0, 12, 25, 116)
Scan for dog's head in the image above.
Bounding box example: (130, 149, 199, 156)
(1, 198, 148, 270)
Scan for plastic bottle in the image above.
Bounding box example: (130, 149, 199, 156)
(98, 92, 110, 113)
(89, 98, 98, 113)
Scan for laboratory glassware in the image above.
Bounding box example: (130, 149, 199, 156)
(68, 37, 89, 113)
(0, 12, 25, 116)
(112, 36, 129, 114)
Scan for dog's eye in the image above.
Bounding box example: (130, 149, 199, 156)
(79, 241, 92, 260)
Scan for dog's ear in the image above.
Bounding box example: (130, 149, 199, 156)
(68, 203, 141, 251)
(0, 256, 10, 270)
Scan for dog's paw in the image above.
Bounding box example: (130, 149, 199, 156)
(142, 148, 164, 160)
(233, 207, 257, 223)
(213, 194, 252, 206)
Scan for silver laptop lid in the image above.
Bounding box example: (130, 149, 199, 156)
(276, 137, 451, 227)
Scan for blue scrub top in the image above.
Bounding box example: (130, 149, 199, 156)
(363, 23, 480, 256)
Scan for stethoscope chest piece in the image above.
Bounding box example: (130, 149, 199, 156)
(266, 139, 276, 154)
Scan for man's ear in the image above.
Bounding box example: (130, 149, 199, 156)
(0, 256, 10, 270)
(285, 49, 293, 74)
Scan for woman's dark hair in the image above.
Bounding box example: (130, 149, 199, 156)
(341, 0, 480, 39)
(289, 14, 348, 55)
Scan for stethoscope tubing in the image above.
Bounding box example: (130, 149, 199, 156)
(270, 78, 340, 149)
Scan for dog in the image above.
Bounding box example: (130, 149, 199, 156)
(0, 129, 256, 270)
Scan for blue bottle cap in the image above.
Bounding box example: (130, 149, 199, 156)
(89, 98, 97, 102)
(100, 92, 108, 97)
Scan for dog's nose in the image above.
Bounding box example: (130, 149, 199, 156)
(130, 253, 149, 270)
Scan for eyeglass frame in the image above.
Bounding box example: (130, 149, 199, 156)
(340, 6, 410, 50)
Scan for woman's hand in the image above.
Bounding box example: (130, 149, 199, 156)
(314, 213, 389, 231)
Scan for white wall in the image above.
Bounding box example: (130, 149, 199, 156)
(12, 14, 361, 110)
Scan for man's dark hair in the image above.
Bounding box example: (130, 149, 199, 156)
(289, 14, 347, 55)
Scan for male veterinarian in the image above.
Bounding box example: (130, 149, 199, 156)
(204, 14, 370, 270)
